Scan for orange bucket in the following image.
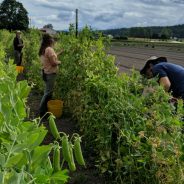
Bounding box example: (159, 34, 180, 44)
(16, 66, 24, 73)
(47, 100, 64, 118)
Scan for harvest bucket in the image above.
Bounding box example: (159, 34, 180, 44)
(16, 66, 24, 73)
(47, 100, 64, 118)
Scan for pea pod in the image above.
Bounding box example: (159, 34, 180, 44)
(48, 115, 60, 139)
(74, 136, 85, 166)
(53, 145, 61, 172)
(68, 143, 76, 171)
(61, 134, 71, 163)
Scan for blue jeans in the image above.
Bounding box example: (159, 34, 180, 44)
(39, 73, 56, 117)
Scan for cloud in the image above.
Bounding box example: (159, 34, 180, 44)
(34, 0, 75, 11)
(170, 0, 184, 4)
(94, 12, 124, 22)
(58, 11, 75, 22)
(0, 0, 184, 30)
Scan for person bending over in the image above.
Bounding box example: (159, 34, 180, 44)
(140, 56, 184, 100)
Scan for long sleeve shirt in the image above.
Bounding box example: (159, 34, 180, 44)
(40, 47, 60, 74)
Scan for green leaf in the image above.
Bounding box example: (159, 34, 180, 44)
(14, 98, 26, 119)
(27, 129, 47, 150)
(19, 121, 37, 131)
(50, 170, 70, 183)
(3, 170, 25, 184)
(35, 174, 50, 184)
(12, 143, 28, 153)
(17, 132, 30, 143)
(5, 153, 24, 168)
(17, 81, 31, 99)
(14, 152, 28, 170)
(0, 153, 5, 166)
(0, 112, 4, 128)
(31, 145, 52, 171)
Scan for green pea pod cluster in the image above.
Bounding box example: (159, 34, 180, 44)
(61, 134, 78, 171)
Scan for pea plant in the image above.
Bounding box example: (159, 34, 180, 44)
(23, 29, 44, 92)
(2, 27, 184, 183)
(54, 29, 184, 183)
(0, 43, 85, 184)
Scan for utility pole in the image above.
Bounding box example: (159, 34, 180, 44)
(76, 9, 78, 37)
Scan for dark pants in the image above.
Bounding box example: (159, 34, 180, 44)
(14, 50, 22, 66)
(39, 73, 56, 117)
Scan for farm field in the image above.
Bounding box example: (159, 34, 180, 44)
(1, 29, 184, 184)
(1, 0, 184, 183)
(109, 45, 184, 73)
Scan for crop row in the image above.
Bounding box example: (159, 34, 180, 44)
(1, 28, 184, 183)
(0, 33, 85, 184)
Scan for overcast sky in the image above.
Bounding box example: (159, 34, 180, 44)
(1, 0, 184, 30)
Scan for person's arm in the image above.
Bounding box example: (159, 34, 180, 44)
(56, 48, 64, 56)
(152, 65, 171, 92)
(49, 55, 61, 66)
(18, 39, 24, 48)
(159, 76, 171, 92)
(18, 43, 23, 47)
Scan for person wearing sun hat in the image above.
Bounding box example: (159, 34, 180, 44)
(140, 56, 184, 99)
(13, 30, 24, 66)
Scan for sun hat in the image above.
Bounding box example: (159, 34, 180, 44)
(140, 56, 167, 75)
(16, 30, 21, 34)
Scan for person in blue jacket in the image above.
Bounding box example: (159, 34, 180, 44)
(140, 56, 184, 100)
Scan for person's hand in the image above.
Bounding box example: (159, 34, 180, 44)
(57, 49, 64, 56)
(142, 87, 155, 96)
(168, 97, 178, 110)
(57, 60, 61, 65)
(18, 44, 24, 48)
(168, 97, 178, 104)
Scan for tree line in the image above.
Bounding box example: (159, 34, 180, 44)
(1, 0, 184, 40)
(102, 24, 184, 39)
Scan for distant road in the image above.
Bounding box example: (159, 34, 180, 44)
(109, 46, 184, 73)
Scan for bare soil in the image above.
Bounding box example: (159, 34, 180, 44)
(109, 45, 184, 73)
(26, 90, 107, 184)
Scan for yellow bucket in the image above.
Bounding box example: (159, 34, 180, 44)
(16, 66, 24, 73)
(47, 100, 64, 118)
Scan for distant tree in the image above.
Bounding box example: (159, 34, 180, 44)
(102, 24, 184, 39)
(129, 27, 146, 38)
(43, 24, 53, 29)
(152, 33, 159, 39)
(69, 24, 75, 35)
(145, 28, 153, 39)
(0, 0, 29, 31)
(160, 28, 172, 40)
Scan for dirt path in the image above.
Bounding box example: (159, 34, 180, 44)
(26, 89, 106, 184)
